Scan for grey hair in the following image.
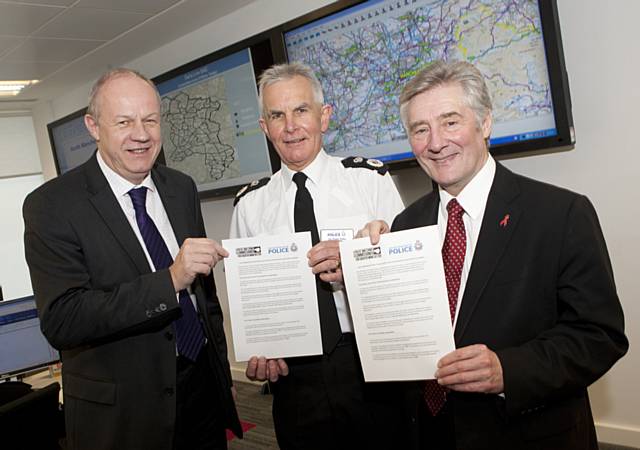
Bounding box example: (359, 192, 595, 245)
(257, 62, 325, 118)
(399, 60, 492, 131)
(87, 68, 159, 120)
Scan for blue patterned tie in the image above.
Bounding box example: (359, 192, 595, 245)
(128, 187, 205, 361)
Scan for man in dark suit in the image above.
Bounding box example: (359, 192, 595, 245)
(23, 68, 241, 450)
(361, 60, 628, 449)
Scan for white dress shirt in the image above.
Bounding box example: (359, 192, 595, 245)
(97, 152, 198, 311)
(230, 149, 405, 332)
(438, 155, 496, 328)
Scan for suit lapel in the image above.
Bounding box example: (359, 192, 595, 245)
(423, 193, 440, 226)
(153, 170, 214, 317)
(85, 154, 151, 275)
(152, 167, 191, 246)
(454, 163, 521, 342)
(416, 190, 440, 227)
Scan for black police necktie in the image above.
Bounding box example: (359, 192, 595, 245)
(292, 172, 342, 353)
(129, 187, 205, 361)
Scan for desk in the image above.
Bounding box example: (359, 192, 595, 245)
(24, 367, 63, 403)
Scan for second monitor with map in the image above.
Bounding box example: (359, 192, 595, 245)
(155, 42, 275, 197)
(283, 0, 575, 163)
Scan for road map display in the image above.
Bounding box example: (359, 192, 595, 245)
(285, 0, 557, 162)
(156, 48, 271, 194)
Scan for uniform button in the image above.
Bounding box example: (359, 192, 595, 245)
(159, 303, 167, 311)
(145, 310, 153, 318)
(165, 331, 174, 341)
(164, 387, 174, 397)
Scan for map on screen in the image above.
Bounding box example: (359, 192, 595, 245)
(285, 0, 556, 162)
(156, 48, 272, 193)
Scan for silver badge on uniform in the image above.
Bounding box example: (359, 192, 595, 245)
(236, 185, 248, 197)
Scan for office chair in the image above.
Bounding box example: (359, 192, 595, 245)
(0, 381, 64, 450)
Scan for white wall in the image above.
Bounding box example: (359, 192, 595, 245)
(0, 174, 45, 300)
(0, 116, 42, 178)
(29, 0, 640, 446)
(31, 102, 56, 182)
(0, 116, 44, 299)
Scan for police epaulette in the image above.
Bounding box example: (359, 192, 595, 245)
(341, 156, 388, 175)
(233, 177, 270, 206)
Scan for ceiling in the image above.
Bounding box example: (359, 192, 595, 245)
(0, 0, 256, 113)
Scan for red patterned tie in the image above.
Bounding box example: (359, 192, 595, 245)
(424, 198, 466, 415)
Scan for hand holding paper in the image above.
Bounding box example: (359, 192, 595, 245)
(222, 232, 322, 362)
(170, 237, 229, 291)
(245, 356, 290, 383)
(339, 226, 456, 382)
(435, 344, 504, 394)
(308, 240, 343, 283)
(355, 219, 390, 244)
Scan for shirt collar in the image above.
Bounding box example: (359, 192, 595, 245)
(96, 151, 156, 198)
(439, 155, 496, 220)
(281, 148, 330, 192)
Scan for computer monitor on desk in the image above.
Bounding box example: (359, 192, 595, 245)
(0, 295, 60, 380)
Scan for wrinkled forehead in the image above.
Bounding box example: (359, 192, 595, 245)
(408, 84, 469, 118)
(263, 77, 317, 107)
(97, 74, 160, 114)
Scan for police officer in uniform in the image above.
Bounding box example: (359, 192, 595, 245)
(230, 63, 405, 450)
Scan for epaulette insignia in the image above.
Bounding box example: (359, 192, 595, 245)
(341, 156, 388, 175)
(233, 177, 270, 206)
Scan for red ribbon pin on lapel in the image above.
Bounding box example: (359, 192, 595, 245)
(499, 214, 510, 227)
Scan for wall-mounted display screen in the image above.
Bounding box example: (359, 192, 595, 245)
(47, 108, 95, 175)
(0, 295, 59, 379)
(154, 38, 277, 198)
(282, 0, 574, 164)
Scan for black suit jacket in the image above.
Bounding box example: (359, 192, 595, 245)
(392, 162, 627, 450)
(23, 155, 241, 450)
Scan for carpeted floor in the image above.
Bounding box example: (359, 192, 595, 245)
(228, 382, 638, 450)
(601, 444, 638, 450)
(228, 382, 278, 450)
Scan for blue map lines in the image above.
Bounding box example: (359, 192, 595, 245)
(285, 0, 554, 156)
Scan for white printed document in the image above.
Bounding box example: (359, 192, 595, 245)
(339, 226, 455, 381)
(222, 232, 322, 361)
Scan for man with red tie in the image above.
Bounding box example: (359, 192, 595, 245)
(361, 60, 627, 449)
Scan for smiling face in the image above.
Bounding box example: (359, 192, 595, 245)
(84, 74, 162, 185)
(406, 83, 492, 196)
(258, 75, 331, 171)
